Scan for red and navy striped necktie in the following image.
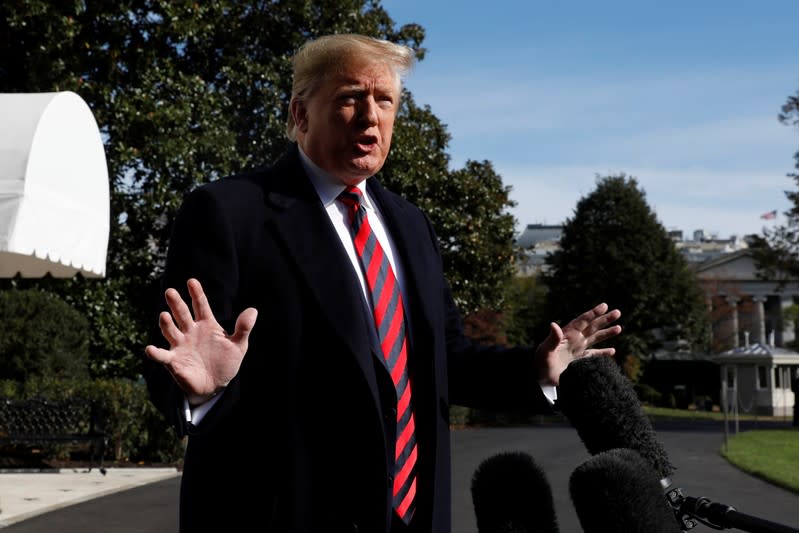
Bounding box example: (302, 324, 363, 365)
(338, 185, 417, 524)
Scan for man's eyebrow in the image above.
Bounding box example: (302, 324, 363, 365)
(335, 82, 396, 96)
(335, 85, 368, 98)
(338, 85, 366, 93)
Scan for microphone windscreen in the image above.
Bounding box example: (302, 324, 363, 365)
(471, 451, 559, 533)
(569, 448, 682, 533)
(557, 356, 675, 480)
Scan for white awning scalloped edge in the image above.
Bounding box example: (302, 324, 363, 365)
(0, 91, 109, 278)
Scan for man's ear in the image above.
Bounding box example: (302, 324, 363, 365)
(290, 99, 309, 134)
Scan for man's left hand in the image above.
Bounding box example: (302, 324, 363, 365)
(535, 302, 622, 385)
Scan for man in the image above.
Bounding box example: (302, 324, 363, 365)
(144, 33, 621, 533)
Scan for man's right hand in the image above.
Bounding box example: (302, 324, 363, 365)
(144, 278, 258, 406)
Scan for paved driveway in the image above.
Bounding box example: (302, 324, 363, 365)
(3, 420, 797, 532)
(452, 421, 799, 532)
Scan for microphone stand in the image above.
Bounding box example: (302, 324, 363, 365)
(666, 485, 799, 533)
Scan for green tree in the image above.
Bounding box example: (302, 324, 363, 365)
(750, 88, 799, 284)
(540, 174, 709, 374)
(0, 1, 518, 376)
(0, 289, 90, 382)
(382, 98, 517, 312)
(502, 274, 548, 347)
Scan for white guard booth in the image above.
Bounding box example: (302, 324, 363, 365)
(0, 91, 109, 278)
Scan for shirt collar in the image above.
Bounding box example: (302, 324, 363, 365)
(298, 145, 371, 210)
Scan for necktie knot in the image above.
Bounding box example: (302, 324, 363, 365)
(338, 186, 363, 210)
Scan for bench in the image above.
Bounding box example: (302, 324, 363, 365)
(0, 397, 106, 474)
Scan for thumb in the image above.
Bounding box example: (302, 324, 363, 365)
(536, 322, 564, 358)
(230, 307, 258, 348)
(535, 322, 566, 384)
(544, 321, 564, 349)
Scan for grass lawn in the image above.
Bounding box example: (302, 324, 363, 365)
(643, 406, 799, 494)
(643, 405, 790, 423)
(720, 429, 799, 493)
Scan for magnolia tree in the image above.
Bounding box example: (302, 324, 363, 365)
(0, 0, 518, 377)
(540, 174, 710, 379)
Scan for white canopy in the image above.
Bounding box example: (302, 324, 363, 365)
(0, 91, 109, 278)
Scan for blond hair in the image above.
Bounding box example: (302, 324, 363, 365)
(286, 34, 415, 141)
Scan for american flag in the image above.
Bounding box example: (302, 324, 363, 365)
(760, 209, 777, 220)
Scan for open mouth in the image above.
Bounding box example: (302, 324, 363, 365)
(354, 135, 378, 153)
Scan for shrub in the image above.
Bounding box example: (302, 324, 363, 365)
(0, 289, 90, 382)
(1, 377, 184, 464)
(635, 383, 662, 405)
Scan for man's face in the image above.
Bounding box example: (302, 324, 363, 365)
(293, 59, 398, 184)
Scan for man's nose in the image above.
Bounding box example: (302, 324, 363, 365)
(358, 97, 378, 126)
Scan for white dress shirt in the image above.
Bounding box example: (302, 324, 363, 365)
(297, 147, 408, 312)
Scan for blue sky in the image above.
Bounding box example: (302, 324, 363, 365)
(380, 1, 799, 239)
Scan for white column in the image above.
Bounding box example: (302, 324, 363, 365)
(781, 295, 796, 345)
(726, 296, 740, 349)
(752, 295, 767, 345)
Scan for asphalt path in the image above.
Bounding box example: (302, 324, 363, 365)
(3, 420, 798, 532)
(451, 420, 799, 532)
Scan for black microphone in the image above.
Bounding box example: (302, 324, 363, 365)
(569, 447, 683, 533)
(676, 496, 799, 533)
(557, 355, 675, 486)
(470, 450, 559, 533)
(558, 356, 799, 533)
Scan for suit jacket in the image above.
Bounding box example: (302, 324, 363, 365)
(144, 144, 552, 533)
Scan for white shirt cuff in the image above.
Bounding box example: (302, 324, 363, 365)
(183, 392, 223, 425)
(540, 383, 558, 405)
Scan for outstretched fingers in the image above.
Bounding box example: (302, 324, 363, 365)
(593, 307, 621, 329)
(584, 346, 617, 358)
(158, 310, 183, 346)
(165, 287, 194, 331)
(587, 322, 622, 345)
(144, 344, 173, 365)
(569, 302, 609, 331)
(187, 278, 215, 322)
(561, 303, 622, 354)
(577, 304, 621, 334)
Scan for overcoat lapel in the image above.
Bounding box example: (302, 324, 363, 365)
(260, 147, 383, 410)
